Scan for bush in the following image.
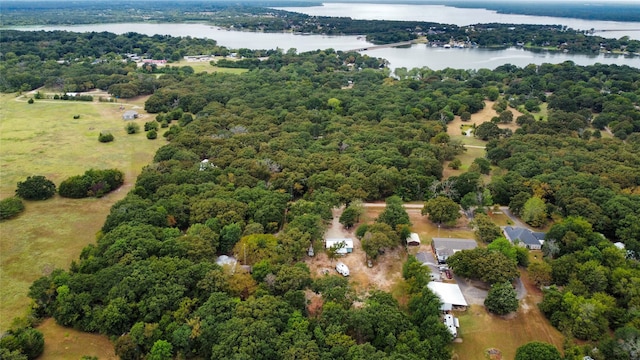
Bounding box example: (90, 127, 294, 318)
(27, 98, 34, 104)
(73, 114, 80, 119)
(125, 122, 140, 134)
(448, 158, 462, 170)
(0, 197, 25, 220)
(98, 131, 114, 143)
(144, 121, 159, 132)
(15, 175, 56, 200)
(147, 130, 158, 139)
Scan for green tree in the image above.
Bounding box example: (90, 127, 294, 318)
(219, 223, 242, 254)
(0, 327, 45, 360)
(474, 121, 502, 141)
(515, 341, 562, 360)
(484, 281, 519, 315)
(422, 196, 461, 225)
(15, 175, 56, 200)
(509, 192, 531, 217)
(487, 237, 518, 262)
(499, 110, 514, 123)
(148, 340, 173, 360)
(522, 196, 547, 227)
(473, 213, 503, 243)
(470, 157, 491, 175)
(377, 195, 411, 230)
(528, 262, 553, 287)
(339, 206, 359, 229)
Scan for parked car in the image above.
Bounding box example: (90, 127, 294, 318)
(444, 269, 452, 279)
(336, 261, 350, 276)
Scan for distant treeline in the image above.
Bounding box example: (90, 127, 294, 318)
(1, 1, 639, 52)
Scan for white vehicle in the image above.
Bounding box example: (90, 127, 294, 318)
(336, 262, 350, 276)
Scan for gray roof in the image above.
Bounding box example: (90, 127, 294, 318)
(504, 226, 544, 247)
(432, 238, 478, 252)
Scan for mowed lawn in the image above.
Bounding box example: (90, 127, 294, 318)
(0, 93, 164, 334)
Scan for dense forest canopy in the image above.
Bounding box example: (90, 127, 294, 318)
(1, 15, 639, 359)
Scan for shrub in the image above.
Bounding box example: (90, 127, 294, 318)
(15, 175, 56, 200)
(27, 98, 34, 104)
(0, 197, 25, 220)
(147, 130, 158, 140)
(144, 121, 159, 132)
(73, 114, 80, 119)
(98, 131, 114, 143)
(448, 158, 462, 170)
(125, 122, 140, 134)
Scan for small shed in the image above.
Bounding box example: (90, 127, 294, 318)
(325, 238, 354, 255)
(406, 233, 421, 246)
(122, 110, 138, 120)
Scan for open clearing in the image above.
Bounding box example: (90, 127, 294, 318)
(0, 92, 163, 339)
(37, 318, 117, 359)
(448, 100, 522, 137)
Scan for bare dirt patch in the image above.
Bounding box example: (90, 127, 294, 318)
(305, 207, 403, 293)
(448, 100, 522, 137)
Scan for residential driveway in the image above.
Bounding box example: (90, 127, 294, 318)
(454, 275, 488, 305)
(499, 206, 529, 229)
(453, 274, 526, 305)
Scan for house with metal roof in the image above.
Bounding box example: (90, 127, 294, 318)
(503, 226, 545, 250)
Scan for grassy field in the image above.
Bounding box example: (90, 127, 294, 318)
(170, 59, 250, 74)
(0, 92, 164, 339)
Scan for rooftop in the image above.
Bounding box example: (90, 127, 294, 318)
(428, 282, 468, 307)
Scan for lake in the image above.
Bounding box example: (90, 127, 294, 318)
(276, 3, 640, 41)
(13, 22, 640, 71)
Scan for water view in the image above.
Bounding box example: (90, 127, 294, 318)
(14, 20, 640, 70)
(276, 3, 640, 41)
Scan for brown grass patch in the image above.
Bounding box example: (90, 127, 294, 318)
(37, 318, 116, 359)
